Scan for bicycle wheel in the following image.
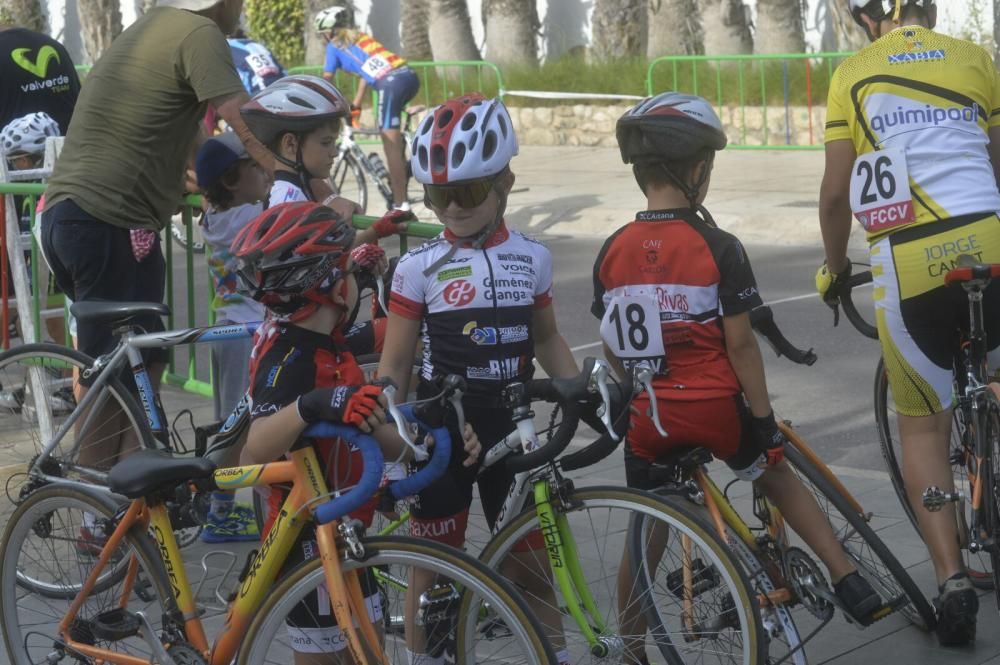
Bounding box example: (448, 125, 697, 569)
(0, 484, 172, 665)
(478, 486, 766, 665)
(239, 535, 558, 664)
(653, 488, 808, 665)
(0, 344, 155, 489)
(874, 358, 993, 589)
(782, 434, 937, 630)
(330, 151, 368, 213)
(977, 389, 1000, 604)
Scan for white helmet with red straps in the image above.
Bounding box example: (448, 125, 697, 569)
(410, 93, 518, 185)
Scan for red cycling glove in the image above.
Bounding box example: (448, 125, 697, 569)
(297, 384, 383, 427)
(371, 209, 415, 239)
(350, 243, 386, 271)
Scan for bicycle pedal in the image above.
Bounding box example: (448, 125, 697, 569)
(666, 558, 720, 600)
(88, 608, 141, 641)
(923, 486, 964, 512)
(417, 583, 460, 627)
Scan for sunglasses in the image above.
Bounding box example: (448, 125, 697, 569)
(423, 175, 497, 210)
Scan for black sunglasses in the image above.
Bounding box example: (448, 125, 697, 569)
(423, 175, 497, 210)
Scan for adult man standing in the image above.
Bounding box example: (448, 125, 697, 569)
(40, 0, 272, 472)
(817, 0, 1000, 646)
(0, 16, 81, 134)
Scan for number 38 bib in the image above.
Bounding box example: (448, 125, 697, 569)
(849, 147, 915, 233)
(599, 295, 665, 361)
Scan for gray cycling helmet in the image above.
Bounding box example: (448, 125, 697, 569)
(616, 92, 727, 166)
(849, 0, 935, 26)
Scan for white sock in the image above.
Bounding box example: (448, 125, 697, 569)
(405, 649, 445, 665)
(556, 649, 571, 665)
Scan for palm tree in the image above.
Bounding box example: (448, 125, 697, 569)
(591, 0, 646, 60)
(825, 0, 867, 52)
(6, 0, 47, 32)
(400, 0, 432, 60)
(303, 0, 349, 68)
(701, 0, 752, 55)
(648, 0, 702, 57)
(428, 0, 481, 61)
(78, 0, 122, 63)
(993, 0, 999, 66)
(755, 0, 804, 53)
(483, 0, 539, 67)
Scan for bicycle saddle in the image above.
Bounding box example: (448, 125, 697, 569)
(71, 301, 171, 328)
(108, 449, 215, 499)
(653, 446, 714, 472)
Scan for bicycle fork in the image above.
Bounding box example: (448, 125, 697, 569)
(532, 480, 621, 658)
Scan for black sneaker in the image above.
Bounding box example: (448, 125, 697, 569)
(934, 574, 978, 646)
(833, 571, 881, 626)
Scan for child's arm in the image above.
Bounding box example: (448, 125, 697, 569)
(242, 407, 307, 465)
(532, 304, 578, 379)
(377, 312, 421, 396)
(722, 312, 772, 418)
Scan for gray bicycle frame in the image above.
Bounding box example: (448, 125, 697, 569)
(29, 322, 258, 485)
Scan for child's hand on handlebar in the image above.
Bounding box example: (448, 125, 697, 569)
(296, 385, 388, 432)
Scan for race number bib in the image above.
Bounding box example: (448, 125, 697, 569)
(361, 55, 393, 80)
(245, 52, 279, 78)
(849, 147, 915, 233)
(600, 295, 665, 360)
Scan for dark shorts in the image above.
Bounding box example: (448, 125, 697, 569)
(625, 394, 770, 488)
(40, 199, 168, 375)
(375, 67, 420, 131)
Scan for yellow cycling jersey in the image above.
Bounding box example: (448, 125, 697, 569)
(825, 26, 1000, 240)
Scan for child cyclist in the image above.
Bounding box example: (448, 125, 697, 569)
(593, 92, 880, 663)
(377, 93, 579, 665)
(315, 5, 420, 211)
(238, 74, 411, 243)
(234, 201, 481, 662)
(193, 131, 271, 543)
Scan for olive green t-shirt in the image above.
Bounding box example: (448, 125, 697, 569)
(44, 7, 244, 231)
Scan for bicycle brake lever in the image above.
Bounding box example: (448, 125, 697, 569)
(588, 359, 620, 443)
(634, 364, 669, 439)
(382, 383, 426, 461)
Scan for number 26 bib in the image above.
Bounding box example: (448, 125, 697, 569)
(849, 147, 915, 233)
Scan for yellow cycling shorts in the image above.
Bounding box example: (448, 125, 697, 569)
(871, 213, 1000, 416)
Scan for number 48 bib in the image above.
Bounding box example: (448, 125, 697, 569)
(849, 147, 915, 233)
(600, 295, 665, 360)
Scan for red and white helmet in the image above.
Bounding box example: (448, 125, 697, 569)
(240, 75, 350, 146)
(410, 94, 518, 185)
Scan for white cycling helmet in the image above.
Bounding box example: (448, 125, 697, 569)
(849, 0, 935, 25)
(314, 6, 351, 32)
(240, 74, 350, 147)
(1, 112, 59, 158)
(410, 93, 519, 185)
(616, 92, 727, 165)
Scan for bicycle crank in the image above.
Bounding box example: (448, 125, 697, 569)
(783, 547, 834, 621)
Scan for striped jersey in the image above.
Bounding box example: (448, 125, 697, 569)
(323, 34, 406, 87)
(825, 26, 1000, 239)
(592, 209, 763, 400)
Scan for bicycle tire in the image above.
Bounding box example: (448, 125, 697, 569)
(478, 486, 766, 665)
(239, 535, 558, 665)
(0, 484, 172, 665)
(978, 389, 1000, 605)
(0, 343, 156, 486)
(874, 358, 994, 589)
(651, 486, 807, 665)
(782, 437, 937, 630)
(331, 150, 368, 213)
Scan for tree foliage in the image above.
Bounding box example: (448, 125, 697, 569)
(246, 0, 305, 68)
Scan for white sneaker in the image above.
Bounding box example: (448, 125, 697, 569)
(391, 201, 411, 213)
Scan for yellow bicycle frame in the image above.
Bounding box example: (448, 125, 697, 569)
(56, 446, 388, 665)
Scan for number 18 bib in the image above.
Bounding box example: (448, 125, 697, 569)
(600, 295, 665, 362)
(849, 147, 915, 233)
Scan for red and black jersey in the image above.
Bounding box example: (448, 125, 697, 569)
(248, 319, 375, 531)
(592, 209, 763, 401)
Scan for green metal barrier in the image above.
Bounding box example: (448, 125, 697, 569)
(289, 60, 506, 106)
(646, 52, 854, 149)
(0, 181, 442, 397)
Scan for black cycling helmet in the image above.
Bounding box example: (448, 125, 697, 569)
(616, 92, 728, 207)
(849, 0, 935, 26)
